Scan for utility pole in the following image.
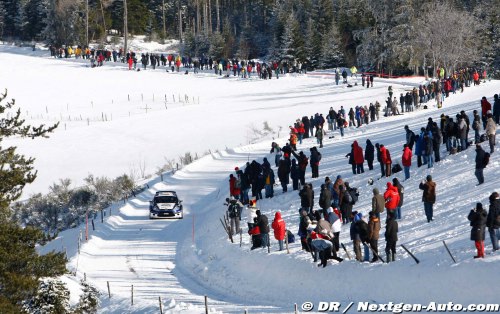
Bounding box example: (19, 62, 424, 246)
(124, 0, 128, 53)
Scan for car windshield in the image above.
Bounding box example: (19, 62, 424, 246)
(154, 196, 177, 203)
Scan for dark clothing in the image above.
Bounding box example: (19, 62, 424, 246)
(486, 199, 500, 229)
(468, 209, 487, 241)
(385, 217, 398, 243)
(319, 188, 332, 212)
(419, 181, 436, 204)
(365, 140, 375, 168)
(257, 214, 270, 234)
(475, 147, 486, 169)
(299, 186, 313, 210)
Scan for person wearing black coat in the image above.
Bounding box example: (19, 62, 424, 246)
(431, 122, 442, 162)
(486, 192, 500, 252)
(299, 183, 313, 213)
(277, 159, 290, 193)
(310, 147, 321, 178)
(345, 144, 356, 174)
(319, 184, 332, 217)
(290, 159, 299, 190)
(385, 211, 398, 262)
(365, 139, 375, 170)
(474, 144, 487, 185)
(404, 125, 415, 151)
(291, 150, 308, 185)
(493, 94, 500, 124)
(468, 203, 487, 258)
(399, 93, 405, 113)
(302, 116, 310, 139)
(256, 210, 270, 248)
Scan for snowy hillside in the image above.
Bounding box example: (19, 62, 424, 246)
(1, 45, 499, 313)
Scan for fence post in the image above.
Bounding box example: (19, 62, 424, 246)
(84, 272, 86, 282)
(131, 285, 134, 306)
(91, 219, 95, 231)
(204, 296, 208, 314)
(294, 303, 298, 314)
(159, 296, 163, 314)
(101, 209, 104, 223)
(107, 281, 111, 298)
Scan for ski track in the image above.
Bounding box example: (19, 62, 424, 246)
(5, 45, 497, 312)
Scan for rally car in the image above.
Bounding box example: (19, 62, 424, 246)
(149, 191, 183, 219)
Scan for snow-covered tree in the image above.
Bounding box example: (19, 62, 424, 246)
(74, 280, 101, 314)
(319, 22, 344, 69)
(22, 278, 70, 314)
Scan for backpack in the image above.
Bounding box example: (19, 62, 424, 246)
(483, 152, 490, 167)
(228, 203, 240, 218)
(287, 230, 295, 243)
(317, 152, 322, 162)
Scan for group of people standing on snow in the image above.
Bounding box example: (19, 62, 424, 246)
(222, 70, 498, 265)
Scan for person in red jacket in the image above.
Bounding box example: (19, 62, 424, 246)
(481, 96, 492, 129)
(384, 182, 400, 217)
(353, 140, 365, 174)
(272, 211, 286, 251)
(473, 71, 480, 85)
(229, 174, 241, 198)
(401, 144, 412, 180)
(380, 144, 392, 177)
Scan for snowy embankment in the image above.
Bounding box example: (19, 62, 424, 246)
(1, 45, 499, 313)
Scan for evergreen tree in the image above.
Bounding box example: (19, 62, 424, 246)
(23, 0, 49, 40)
(75, 280, 101, 314)
(22, 278, 71, 314)
(0, 90, 64, 312)
(0, 1, 5, 38)
(319, 23, 344, 68)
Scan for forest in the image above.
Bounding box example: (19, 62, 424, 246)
(0, 0, 498, 75)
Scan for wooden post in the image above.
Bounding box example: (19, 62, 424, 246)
(84, 272, 86, 282)
(101, 209, 104, 223)
(131, 284, 134, 305)
(107, 281, 111, 298)
(128, 94, 130, 101)
(159, 296, 163, 314)
(294, 303, 298, 314)
(204, 296, 208, 314)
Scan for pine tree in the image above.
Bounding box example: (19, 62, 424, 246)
(0, 90, 64, 312)
(319, 23, 344, 69)
(22, 278, 71, 314)
(0, 1, 5, 38)
(75, 280, 101, 314)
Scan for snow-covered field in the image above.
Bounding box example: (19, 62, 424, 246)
(2, 43, 500, 313)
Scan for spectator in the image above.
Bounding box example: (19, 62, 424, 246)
(385, 211, 398, 262)
(271, 211, 286, 251)
(419, 175, 436, 223)
(468, 203, 487, 259)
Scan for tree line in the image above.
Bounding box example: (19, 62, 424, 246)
(0, 0, 498, 75)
